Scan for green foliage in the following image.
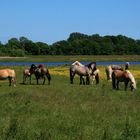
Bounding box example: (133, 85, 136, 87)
(0, 33, 140, 55)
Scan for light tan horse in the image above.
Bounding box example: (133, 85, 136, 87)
(112, 69, 136, 91)
(70, 61, 98, 85)
(0, 69, 16, 87)
(23, 69, 31, 84)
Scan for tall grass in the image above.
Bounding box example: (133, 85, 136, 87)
(0, 65, 139, 139)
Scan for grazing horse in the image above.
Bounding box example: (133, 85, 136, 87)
(0, 69, 16, 87)
(29, 64, 51, 85)
(23, 69, 31, 84)
(105, 65, 123, 80)
(112, 69, 136, 91)
(70, 61, 98, 85)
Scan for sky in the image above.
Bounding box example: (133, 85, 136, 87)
(0, 0, 140, 44)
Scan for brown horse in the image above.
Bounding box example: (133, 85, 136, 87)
(29, 64, 51, 85)
(0, 69, 16, 87)
(105, 65, 123, 80)
(105, 62, 130, 81)
(112, 69, 136, 91)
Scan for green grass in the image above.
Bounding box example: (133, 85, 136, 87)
(0, 65, 140, 139)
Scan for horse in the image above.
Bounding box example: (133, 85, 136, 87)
(70, 61, 99, 85)
(112, 69, 136, 91)
(23, 69, 31, 84)
(105, 65, 123, 80)
(0, 69, 16, 87)
(29, 64, 51, 85)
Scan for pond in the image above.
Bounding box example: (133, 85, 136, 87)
(0, 61, 140, 67)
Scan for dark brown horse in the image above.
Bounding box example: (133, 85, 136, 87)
(29, 64, 51, 85)
(112, 70, 136, 91)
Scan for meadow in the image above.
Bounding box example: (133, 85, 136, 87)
(0, 56, 140, 139)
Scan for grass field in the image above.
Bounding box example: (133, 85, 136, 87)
(0, 63, 139, 140)
(0, 55, 140, 62)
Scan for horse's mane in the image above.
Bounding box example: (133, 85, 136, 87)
(125, 70, 136, 89)
(72, 61, 84, 67)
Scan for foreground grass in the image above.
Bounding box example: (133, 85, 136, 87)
(0, 65, 139, 139)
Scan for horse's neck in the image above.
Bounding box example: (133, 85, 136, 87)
(126, 70, 136, 87)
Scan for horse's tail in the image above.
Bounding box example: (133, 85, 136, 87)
(112, 71, 116, 89)
(70, 66, 74, 84)
(46, 69, 51, 85)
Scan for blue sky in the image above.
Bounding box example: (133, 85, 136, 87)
(0, 0, 140, 44)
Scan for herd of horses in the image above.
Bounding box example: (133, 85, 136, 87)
(0, 61, 137, 91)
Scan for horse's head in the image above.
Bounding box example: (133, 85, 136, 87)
(125, 70, 136, 91)
(86, 62, 96, 74)
(130, 82, 136, 91)
(30, 64, 38, 73)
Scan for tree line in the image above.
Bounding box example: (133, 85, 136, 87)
(0, 32, 140, 56)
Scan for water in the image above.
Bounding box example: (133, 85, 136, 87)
(0, 61, 140, 67)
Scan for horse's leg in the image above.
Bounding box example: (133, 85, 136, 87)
(36, 77, 39, 85)
(95, 74, 99, 84)
(23, 74, 25, 84)
(117, 81, 119, 90)
(70, 68, 75, 84)
(125, 82, 128, 91)
(30, 75, 32, 84)
(86, 75, 90, 85)
(43, 76, 46, 85)
(8, 77, 12, 86)
(82, 76, 85, 85)
(70, 72, 75, 84)
(12, 77, 16, 87)
(46, 71, 51, 85)
(80, 76, 82, 85)
(112, 72, 116, 89)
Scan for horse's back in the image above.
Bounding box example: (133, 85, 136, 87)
(0, 69, 16, 79)
(7, 69, 16, 77)
(23, 69, 30, 76)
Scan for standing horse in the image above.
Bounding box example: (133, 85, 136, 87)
(23, 69, 31, 84)
(29, 64, 51, 85)
(70, 61, 99, 85)
(105, 65, 123, 80)
(112, 69, 136, 91)
(0, 69, 16, 87)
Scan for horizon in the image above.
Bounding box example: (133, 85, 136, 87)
(0, 32, 139, 45)
(1, 0, 140, 45)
